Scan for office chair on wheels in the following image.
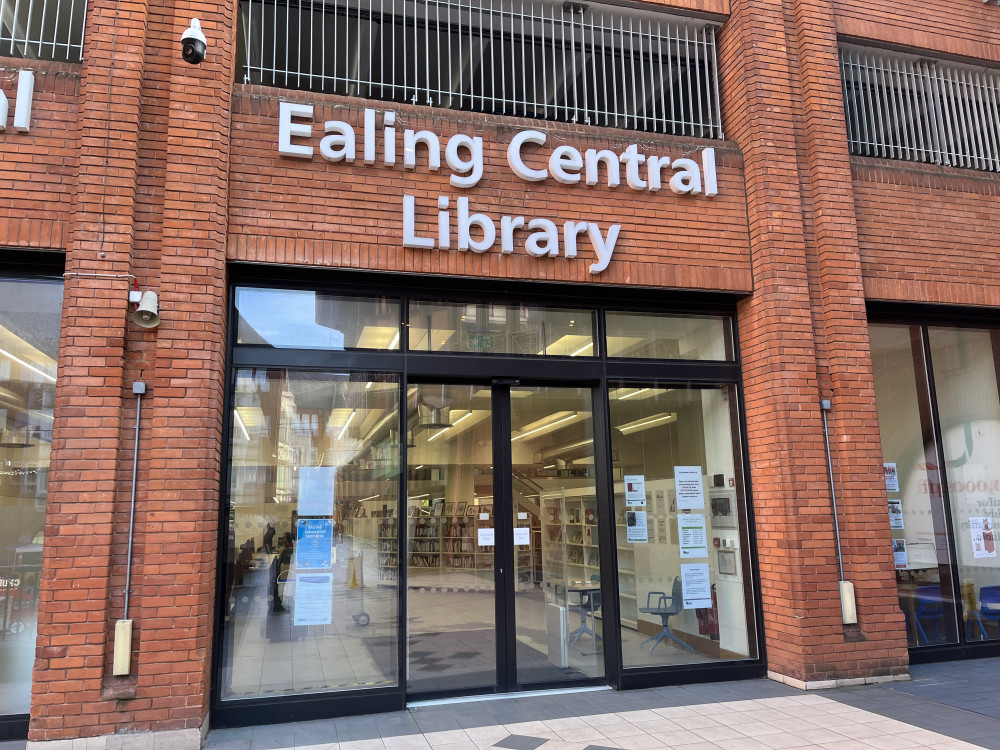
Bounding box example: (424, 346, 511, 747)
(639, 577, 695, 655)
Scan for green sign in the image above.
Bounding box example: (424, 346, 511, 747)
(468, 334, 494, 351)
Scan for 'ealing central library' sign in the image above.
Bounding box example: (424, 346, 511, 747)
(278, 102, 718, 274)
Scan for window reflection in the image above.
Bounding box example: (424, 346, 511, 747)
(928, 327, 1000, 643)
(408, 301, 595, 356)
(870, 324, 960, 646)
(605, 312, 731, 360)
(236, 288, 400, 350)
(0, 277, 62, 716)
(221, 369, 400, 700)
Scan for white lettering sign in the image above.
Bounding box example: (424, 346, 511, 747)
(276, 105, 720, 274)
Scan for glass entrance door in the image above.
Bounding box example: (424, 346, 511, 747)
(405, 384, 604, 697)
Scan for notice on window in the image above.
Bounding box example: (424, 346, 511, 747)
(478, 527, 495, 546)
(884, 463, 900, 493)
(675, 466, 705, 510)
(513, 527, 531, 546)
(970, 516, 997, 559)
(893, 538, 908, 569)
(888, 500, 904, 530)
(296, 519, 334, 570)
(298, 466, 336, 516)
(626, 510, 648, 543)
(680, 563, 712, 609)
(678, 514, 708, 558)
(624, 475, 646, 506)
(293, 574, 333, 626)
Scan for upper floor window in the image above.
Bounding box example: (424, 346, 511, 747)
(0, 0, 85, 62)
(237, 0, 722, 137)
(841, 45, 1000, 173)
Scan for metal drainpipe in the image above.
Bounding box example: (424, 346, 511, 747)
(820, 399, 858, 625)
(124, 381, 145, 619)
(113, 381, 145, 675)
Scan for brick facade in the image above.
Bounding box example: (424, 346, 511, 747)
(0, 0, 998, 742)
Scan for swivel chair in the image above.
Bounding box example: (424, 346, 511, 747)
(914, 585, 946, 644)
(969, 585, 1000, 640)
(568, 575, 602, 649)
(639, 577, 695, 655)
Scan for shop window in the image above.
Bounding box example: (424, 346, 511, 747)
(871, 324, 961, 646)
(927, 327, 1000, 643)
(219, 369, 400, 700)
(235, 288, 401, 350)
(871, 322, 1000, 648)
(841, 46, 1000, 174)
(605, 311, 732, 360)
(609, 384, 755, 667)
(0, 276, 62, 716)
(236, 0, 722, 137)
(0, 0, 86, 63)
(408, 300, 595, 356)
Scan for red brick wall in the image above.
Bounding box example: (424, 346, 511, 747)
(835, 0, 1000, 65)
(854, 160, 1000, 307)
(228, 92, 752, 291)
(718, 0, 907, 684)
(0, 61, 79, 250)
(7, 0, 1000, 739)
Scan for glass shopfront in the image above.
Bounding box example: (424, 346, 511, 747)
(0, 275, 62, 724)
(871, 321, 1000, 654)
(214, 278, 762, 726)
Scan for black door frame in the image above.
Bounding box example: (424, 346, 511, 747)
(210, 267, 766, 728)
(404, 378, 610, 701)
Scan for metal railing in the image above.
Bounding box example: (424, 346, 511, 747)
(237, 0, 723, 137)
(0, 0, 86, 62)
(841, 46, 1000, 173)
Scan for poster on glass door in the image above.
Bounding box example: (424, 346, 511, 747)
(674, 466, 705, 510)
(624, 475, 646, 506)
(970, 517, 997, 559)
(678, 514, 708, 558)
(626, 510, 648, 543)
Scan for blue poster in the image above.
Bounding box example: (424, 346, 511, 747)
(296, 519, 334, 570)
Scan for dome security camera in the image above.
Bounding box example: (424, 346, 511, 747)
(181, 18, 207, 64)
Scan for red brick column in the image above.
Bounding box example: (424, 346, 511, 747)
(29, 0, 150, 738)
(718, 0, 908, 683)
(120, 0, 236, 734)
(790, 0, 909, 675)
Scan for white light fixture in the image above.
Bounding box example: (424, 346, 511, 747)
(359, 494, 380, 502)
(233, 409, 250, 441)
(337, 409, 356, 440)
(0, 347, 56, 383)
(618, 387, 649, 400)
(571, 342, 594, 357)
(615, 412, 677, 435)
(512, 412, 579, 442)
(363, 411, 395, 441)
(427, 410, 474, 442)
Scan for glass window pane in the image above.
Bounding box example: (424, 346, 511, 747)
(0, 277, 62, 715)
(610, 384, 755, 667)
(220, 369, 400, 700)
(605, 312, 731, 360)
(870, 324, 960, 646)
(511, 386, 604, 683)
(928, 327, 1000, 643)
(236, 288, 400, 350)
(408, 301, 595, 357)
(405, 384, 496, 694)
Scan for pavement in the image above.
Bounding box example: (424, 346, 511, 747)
(6, 658, 1000, 750)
